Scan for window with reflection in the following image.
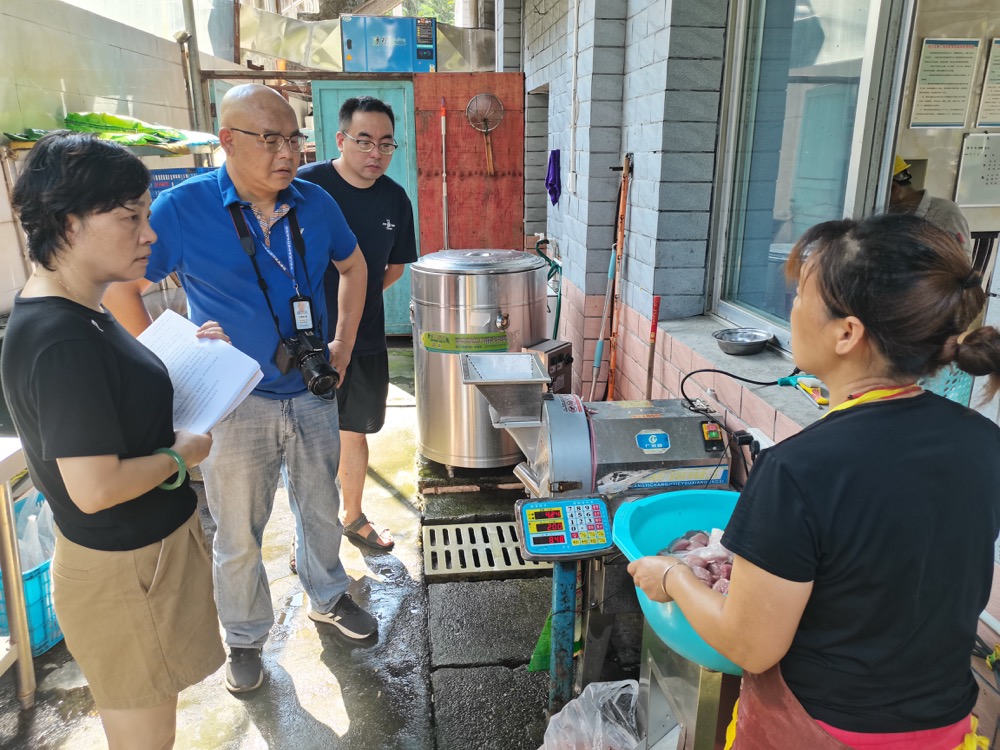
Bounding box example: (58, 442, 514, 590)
(723, 0, 873, 324)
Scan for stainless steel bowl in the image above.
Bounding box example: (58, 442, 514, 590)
(712, 328, 773, 355)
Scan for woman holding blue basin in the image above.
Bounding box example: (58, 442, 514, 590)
(628, 214, 1000, 749)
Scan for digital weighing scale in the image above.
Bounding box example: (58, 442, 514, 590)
(515, 497, 613, 561)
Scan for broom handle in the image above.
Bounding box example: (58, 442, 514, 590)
(644, 296, 661, 400)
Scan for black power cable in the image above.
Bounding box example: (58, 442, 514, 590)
(678, 366, 800, 477)
(679, 367, 800, 409)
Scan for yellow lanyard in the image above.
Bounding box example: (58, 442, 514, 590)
(822, 385, 922, 418)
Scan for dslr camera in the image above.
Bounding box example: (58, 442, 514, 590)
(275, 330, 340, 398)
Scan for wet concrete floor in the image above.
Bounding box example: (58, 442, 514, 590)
(0, 342, 565, 750)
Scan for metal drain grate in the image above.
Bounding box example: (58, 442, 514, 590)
(423, 521, 552, 577)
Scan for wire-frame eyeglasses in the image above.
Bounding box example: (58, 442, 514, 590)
(341, 131, 398, 155)
(229, 127, 308, 153)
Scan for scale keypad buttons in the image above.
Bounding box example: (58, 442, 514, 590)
(516, 498, 613, 560)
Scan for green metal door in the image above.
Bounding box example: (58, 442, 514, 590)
(312, 81, 419, 336)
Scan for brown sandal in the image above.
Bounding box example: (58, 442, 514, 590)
(344, 512, 395, 551)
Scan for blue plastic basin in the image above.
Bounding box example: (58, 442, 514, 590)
(612, 489, 742, 675)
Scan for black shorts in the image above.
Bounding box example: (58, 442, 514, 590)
(337, 350, 390, 434)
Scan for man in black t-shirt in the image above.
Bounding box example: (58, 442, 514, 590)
(299, 96, 417, 551)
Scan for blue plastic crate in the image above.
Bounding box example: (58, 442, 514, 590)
(0, 496, 63, 656)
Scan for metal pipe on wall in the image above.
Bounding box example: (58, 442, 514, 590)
(441, 98, 450, 251)
(182, 0, 210, 134)
(455, 0, 481, 28)
(174, 32, 197, 132)
(568, 0, 581, 194)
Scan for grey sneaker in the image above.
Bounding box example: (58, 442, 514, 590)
(308, 594, 377, 639)
(225, 647, 263, 694)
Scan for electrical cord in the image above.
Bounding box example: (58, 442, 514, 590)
(972, 635, 1000, 688)
(551, 582, 632, 619)
(730, 431, 755, 483)
(679, 367, 800, 410)
(973, 664, 1000, 699)
(679, 366, 801, 474)
(700, 431, 733, 490)
(547, 552, 643, 618)
(533, 239, 563, 339)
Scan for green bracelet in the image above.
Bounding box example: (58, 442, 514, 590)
(154, 448, 187, 490)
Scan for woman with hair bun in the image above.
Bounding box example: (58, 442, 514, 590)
(629, 213, 1000, 748)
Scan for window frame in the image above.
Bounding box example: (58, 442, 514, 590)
(707, 0, 917, 352)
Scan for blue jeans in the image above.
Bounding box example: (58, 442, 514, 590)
(201, 391, 348, 648)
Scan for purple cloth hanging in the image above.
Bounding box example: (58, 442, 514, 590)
(545, 149, 561, 205)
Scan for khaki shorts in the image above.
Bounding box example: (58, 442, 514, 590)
(52, 512, 225, 709)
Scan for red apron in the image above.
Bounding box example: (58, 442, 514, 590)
(731, 666, 979, 750)
(732, 665, 853, 749)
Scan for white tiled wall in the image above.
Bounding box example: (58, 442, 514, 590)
(0, 0, 238, 314)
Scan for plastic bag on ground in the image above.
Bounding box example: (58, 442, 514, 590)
(539, 679, 640, 750)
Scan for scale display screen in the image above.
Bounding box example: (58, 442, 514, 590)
(515, 497, 613, 560)
(528, 509, 561, 520)
(533, 534, 566, 545)
(529, 521, 564, 533)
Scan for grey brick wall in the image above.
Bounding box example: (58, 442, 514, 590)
(495, 0, 522, 72)
(524, 0, 569, 91)
(480, 0, 496, 29)
(621, 0, 729, 320)
(537, 0, 627, 293)
(524, 89, 550, 237)
(517, 0, 727, 319)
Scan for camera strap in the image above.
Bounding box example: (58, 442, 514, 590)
(227, 202, 312, 341)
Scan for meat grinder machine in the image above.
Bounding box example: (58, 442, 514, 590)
(458, 353, 731, 500)
(460, 351, 737, 736)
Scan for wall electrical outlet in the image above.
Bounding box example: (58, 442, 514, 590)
(745, 427, 775, 450)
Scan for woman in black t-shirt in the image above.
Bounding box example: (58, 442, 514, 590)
(2, 133, 228, 749)
(629, 214, 1000, 749)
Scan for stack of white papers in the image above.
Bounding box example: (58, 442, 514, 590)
(137, 310, 263, 434)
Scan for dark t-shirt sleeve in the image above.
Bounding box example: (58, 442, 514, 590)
(722, 448, 819, 583)
(388, 195, 418, 266)
(35, 339, 127, 460)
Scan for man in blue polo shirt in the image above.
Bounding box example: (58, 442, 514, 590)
(106, 84, 375, 695)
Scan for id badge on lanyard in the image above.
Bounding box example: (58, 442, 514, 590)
(291, 295, 314, 331)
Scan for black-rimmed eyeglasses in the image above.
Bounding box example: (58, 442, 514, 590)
(229, 127, 308, 153)
(340, 131, 398, 155)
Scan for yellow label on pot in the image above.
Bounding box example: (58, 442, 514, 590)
(420, 331, 509, 354)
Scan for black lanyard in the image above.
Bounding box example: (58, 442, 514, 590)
(227, 203, 314, 339)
